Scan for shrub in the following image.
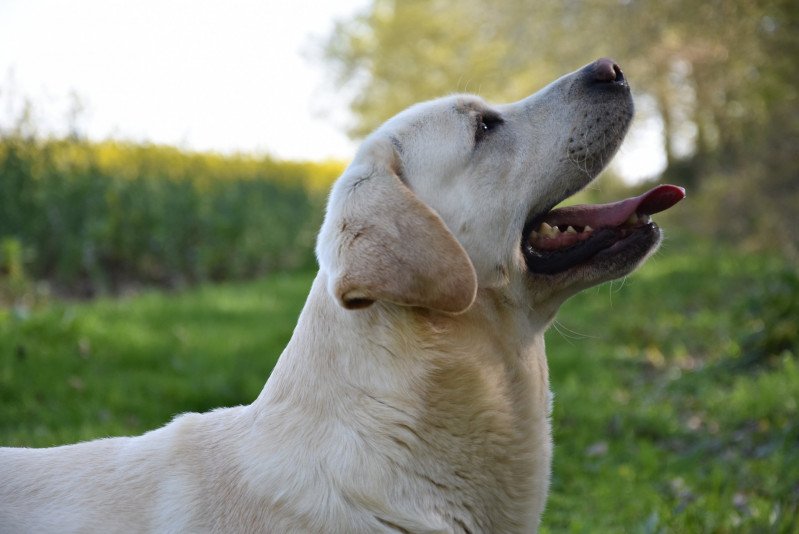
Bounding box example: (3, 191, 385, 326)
(0, 136, 343, 296)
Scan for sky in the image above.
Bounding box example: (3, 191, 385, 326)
(0, 0, 367, 160)
(0, 0, 664, 179)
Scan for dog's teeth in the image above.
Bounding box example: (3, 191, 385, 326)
(640, 214, 651, 224)
(584, 225, 593, 233)
(540, 222, 554, 237)
(551, 226, 561, 235)
(626, 213, 638, 225)
(565, 226, 577, 234)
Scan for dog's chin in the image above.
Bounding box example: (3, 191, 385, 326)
(524, 224, 661, 293)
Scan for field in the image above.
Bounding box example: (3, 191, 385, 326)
(1, 237, 797, 532)
(0, 137, 341, 296)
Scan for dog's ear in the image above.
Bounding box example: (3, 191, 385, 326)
(316, 140, 477, 314)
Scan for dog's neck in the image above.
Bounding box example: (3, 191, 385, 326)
(255, 271, 549, 410)
(251, 271, 553, 530)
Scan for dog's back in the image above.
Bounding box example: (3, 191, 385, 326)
(0, 407, 251, 533)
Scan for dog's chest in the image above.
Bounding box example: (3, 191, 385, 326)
(392, 348, 552, 531)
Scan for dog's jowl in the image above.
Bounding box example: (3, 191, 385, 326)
(0, 58, 684, 533)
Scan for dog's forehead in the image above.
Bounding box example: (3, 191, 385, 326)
(390, 94, 490, 128)
(452, 95, 492, 115)
(379, 96, 493, 161)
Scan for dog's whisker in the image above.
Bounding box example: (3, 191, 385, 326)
(612, 275, 629, 293)
(552, 320, 597, 342)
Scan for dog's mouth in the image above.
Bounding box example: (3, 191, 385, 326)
(523, 185, 685, 275)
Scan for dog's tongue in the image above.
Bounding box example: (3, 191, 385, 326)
(544, 184, 686, 228)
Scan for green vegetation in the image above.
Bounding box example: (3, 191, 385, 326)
(1, 239, 796, 532)
(543, 235, 799, 533)
(0, 272, 313, 446)
(0, 136, 342, 298)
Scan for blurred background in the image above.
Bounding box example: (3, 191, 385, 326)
(1, 0, 796, 531)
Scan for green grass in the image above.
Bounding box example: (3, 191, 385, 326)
(1, 239, 797, 532)
(0, 272, 313, 445)
(542, 238, 799, 533)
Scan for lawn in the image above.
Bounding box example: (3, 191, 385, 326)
(0, 272, 312, 445)
(1, 238, 797, 532)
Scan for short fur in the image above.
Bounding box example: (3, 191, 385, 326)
(1, 59, 653, 533)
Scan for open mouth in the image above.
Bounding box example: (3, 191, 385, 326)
(523, 184, 685, 275)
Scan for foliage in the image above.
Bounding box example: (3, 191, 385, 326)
(324, 0, 794, 148)
(1, 240, 797, 531)
(736, 266, 799, 368)
(0, 238, 28, 301)
(0, 135, 343, 298)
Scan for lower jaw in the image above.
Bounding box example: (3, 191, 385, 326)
(523, 223, 660, 276)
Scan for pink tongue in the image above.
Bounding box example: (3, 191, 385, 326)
(544, 184, 685, 228)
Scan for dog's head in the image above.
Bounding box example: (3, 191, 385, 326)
(317, 58, 684, 316)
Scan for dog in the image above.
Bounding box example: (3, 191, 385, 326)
(0, 58, 684, 533)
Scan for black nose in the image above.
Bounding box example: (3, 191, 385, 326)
(590, 58, 625, 84)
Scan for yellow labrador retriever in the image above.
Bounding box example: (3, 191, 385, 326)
(0, 59, 684, 533)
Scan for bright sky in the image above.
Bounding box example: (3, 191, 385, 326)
(0, 0, 664, 179)
(0, 0, 366, 160)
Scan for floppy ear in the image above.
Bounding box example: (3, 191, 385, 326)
(316, 141, 477, 314)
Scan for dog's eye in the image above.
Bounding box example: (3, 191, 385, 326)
(476, 112, 503, 141)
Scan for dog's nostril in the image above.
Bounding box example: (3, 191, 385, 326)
(592, 58, 624, 83)
(613, 63, 625, 83)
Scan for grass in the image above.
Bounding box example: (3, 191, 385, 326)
(541, 236, 799, 533)
(1, 238, 797, 532)
(0, 272, 313, 445)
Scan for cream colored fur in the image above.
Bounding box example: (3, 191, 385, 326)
(0, 60, 647, 533)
